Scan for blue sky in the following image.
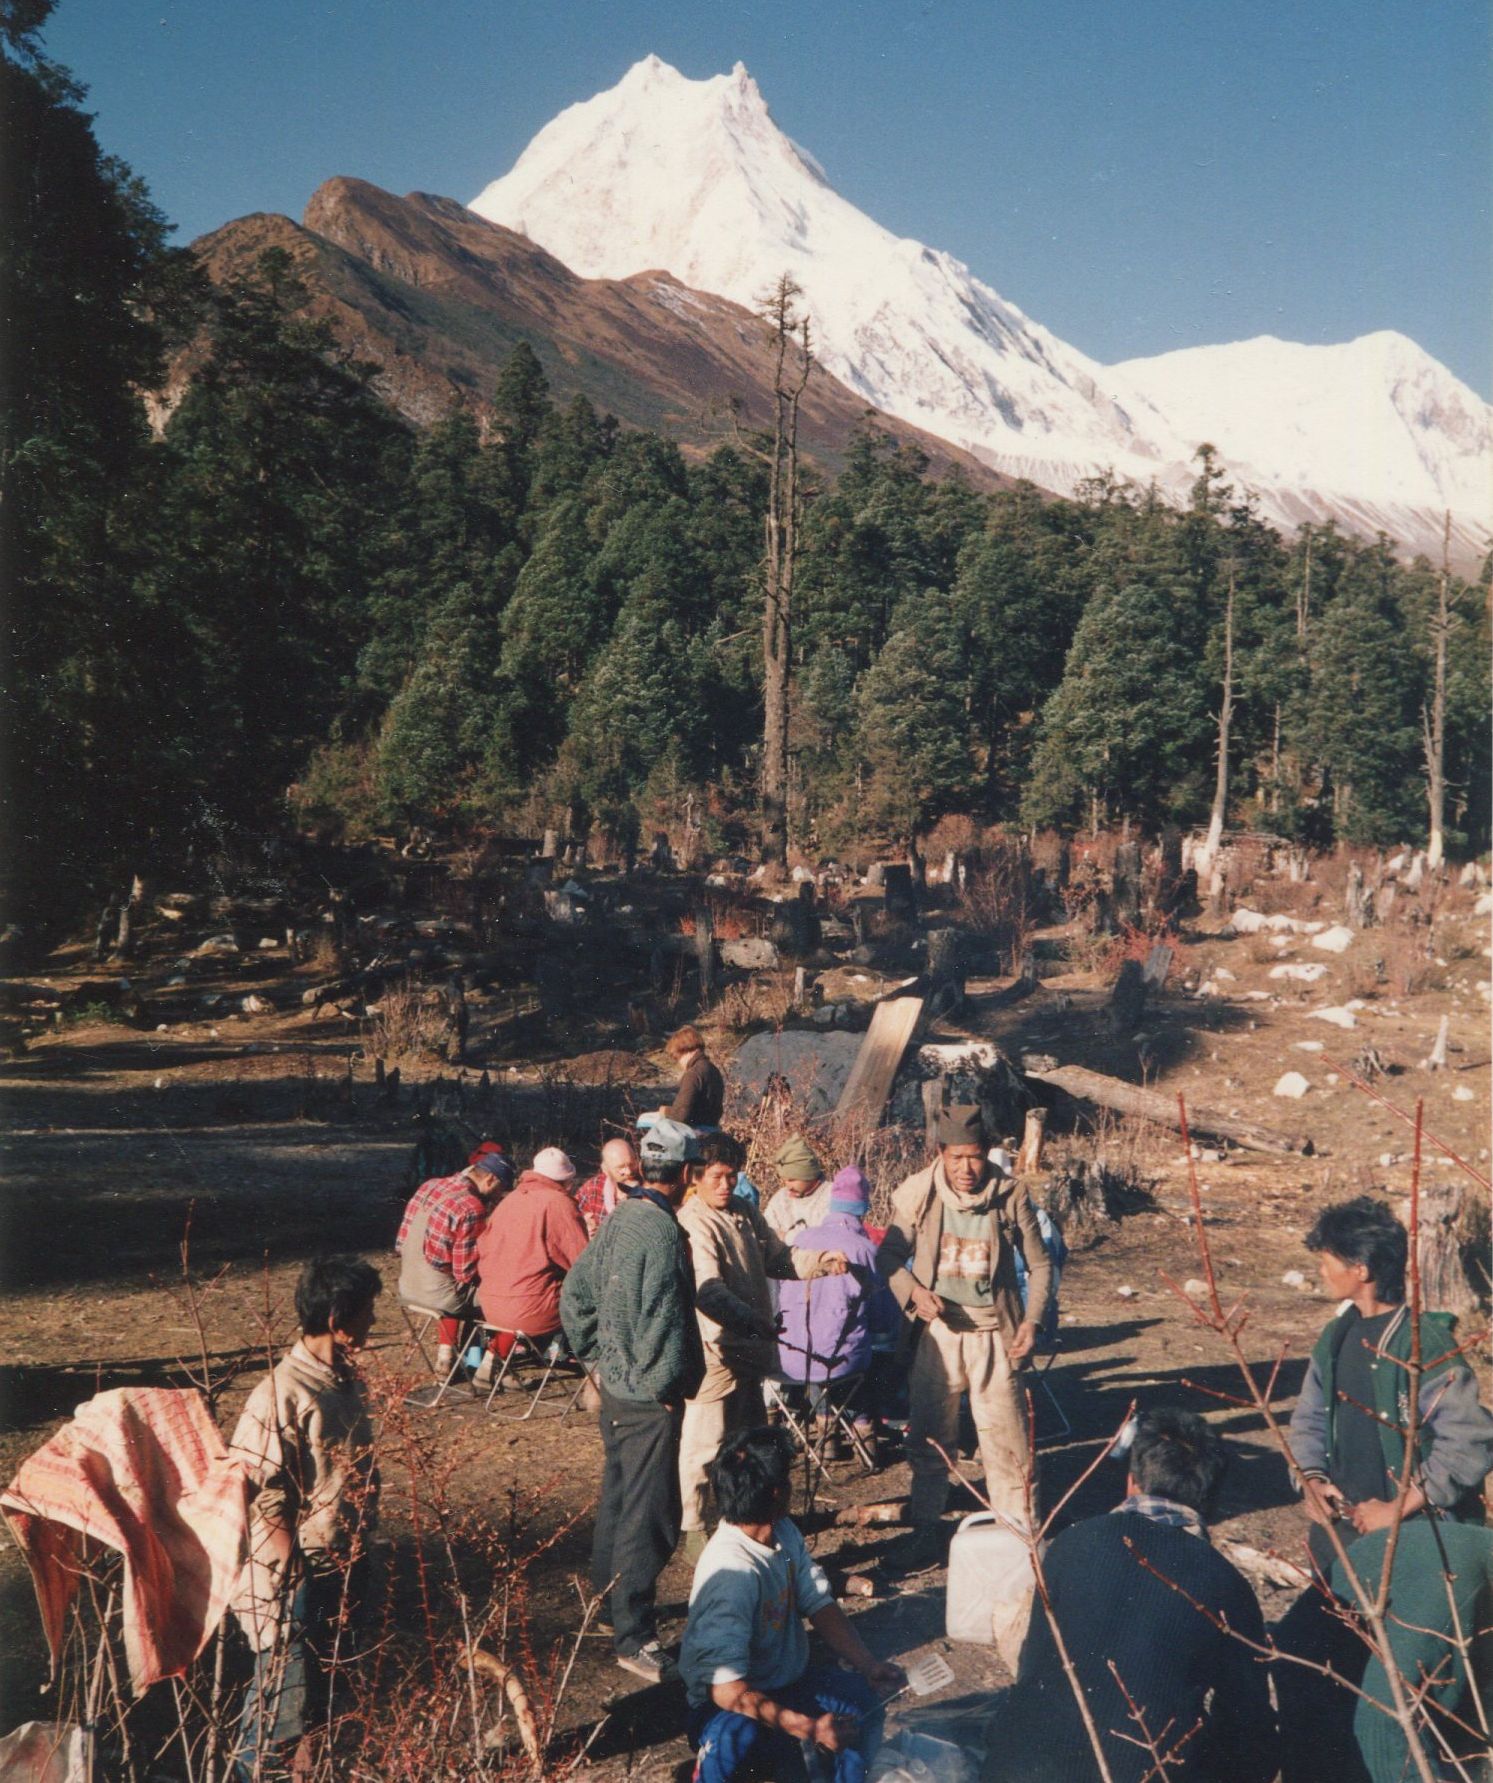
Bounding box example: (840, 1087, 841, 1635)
(49, 0, 1490, 393)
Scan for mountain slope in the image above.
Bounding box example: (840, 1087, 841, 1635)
(183, 177, 1001, 486)
(471, 57, 1491, 565)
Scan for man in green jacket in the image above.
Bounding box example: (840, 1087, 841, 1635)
(1277, 1194, 1493, 1782)
(562, 1118, 705, 1684)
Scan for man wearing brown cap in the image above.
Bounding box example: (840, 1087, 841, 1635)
(877, 1105, 1052, 1571)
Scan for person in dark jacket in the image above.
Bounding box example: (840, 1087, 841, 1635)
(990, 1408, 1277, 1783)
(650, 1023, 725, 1130)
(561, 1117, 705, 1684)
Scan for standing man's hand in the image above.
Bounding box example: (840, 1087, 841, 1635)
(908, 1283, 944, 1322)
(1006, 1320, 1039, 1364)
(819, 1251, 849, 1276)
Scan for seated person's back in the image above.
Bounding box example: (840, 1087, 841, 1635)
(993, 1408, 1276, 1783)
(476, 1148, 587, 1339)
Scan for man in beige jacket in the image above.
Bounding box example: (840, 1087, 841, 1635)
(877, 1105, 1052, 1571)
(678, 1131, 847, 1556)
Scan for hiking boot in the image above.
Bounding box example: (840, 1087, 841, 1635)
(616, 1641, 679, 1684)
(884, 1524, 945, 1575)
(472, 1353, 496, 1388)
(435, 1343, 454, 1375)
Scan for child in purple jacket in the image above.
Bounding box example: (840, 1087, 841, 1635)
(777, 1169, 897, 1452)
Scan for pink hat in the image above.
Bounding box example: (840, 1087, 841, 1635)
(532, 1146, 576, 1183)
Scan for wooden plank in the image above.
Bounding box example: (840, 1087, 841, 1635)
(1022, 1060, 1308, 1156)
(834, 994, 924, 1126)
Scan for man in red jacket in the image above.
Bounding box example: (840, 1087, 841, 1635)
(475, 1147, 588, 1381)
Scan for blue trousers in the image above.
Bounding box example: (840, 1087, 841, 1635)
(688, 1666, 881, 1782)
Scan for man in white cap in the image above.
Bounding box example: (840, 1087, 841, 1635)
(562, 1118, 705, 1683)
(474, 1146, 587, 1379)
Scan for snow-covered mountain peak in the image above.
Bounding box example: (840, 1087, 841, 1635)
(471, 60, 1491, 563)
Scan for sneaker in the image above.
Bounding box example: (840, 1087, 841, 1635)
(435, 1344, 454, 1374)
(616, 1641, 679, 1684)
(473, 1354, 496, 1388)
(884, 1525, 945, 1575)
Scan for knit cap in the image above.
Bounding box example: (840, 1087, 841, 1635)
(468, 1150, 514, 1191)
(829, 1166, 870, 1216)
(774, 1133, 823, 1181)
(532, 1146, 576, 1183)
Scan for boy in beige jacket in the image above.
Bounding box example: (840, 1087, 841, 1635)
(230, 1257, 382, 1780)
(678, 1132, 847, 1555)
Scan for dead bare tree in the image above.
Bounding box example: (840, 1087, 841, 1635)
(1421, 511, 1456, 871)
(1201, 556, 1238, 867)
(758, 273, 813, 868)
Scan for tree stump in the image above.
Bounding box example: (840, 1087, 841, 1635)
(1346, 862, 1374, 929)
(693, 905, 717, 1005)
(926, 927, 967, 1013)
(881, 863, 916, 922)
(1107, 959, 1148, 1034)
(1016, 1107, 1047, 1175)
(1113, 843, 1142, 928)
(1416, 1182, 1486, 1319)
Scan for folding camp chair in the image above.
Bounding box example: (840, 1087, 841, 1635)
(765, 1372, 877, 1495)
(469, 1323, 590, 1422)
(398, 1302, 477, 1409)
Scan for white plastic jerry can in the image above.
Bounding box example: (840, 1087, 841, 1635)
(944, 1512, 1037, 1645)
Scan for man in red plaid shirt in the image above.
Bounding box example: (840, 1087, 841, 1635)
(396, 1144, 513, 1369)
(574, 1137, 643, 1237)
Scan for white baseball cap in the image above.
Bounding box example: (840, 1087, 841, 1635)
(532, 1146, 577, 1183)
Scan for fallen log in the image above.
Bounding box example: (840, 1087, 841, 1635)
(1021, 1059, 1310, 1156)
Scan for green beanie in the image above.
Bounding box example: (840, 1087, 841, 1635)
(774, 1134, 823, 1181)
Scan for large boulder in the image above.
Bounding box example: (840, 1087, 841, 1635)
(728, 1030, 864, 1117)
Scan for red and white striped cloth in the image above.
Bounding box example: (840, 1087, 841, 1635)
(1, 1387, 248, 1693)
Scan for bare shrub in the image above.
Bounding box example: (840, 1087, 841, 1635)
(367, 977, 453, 1062)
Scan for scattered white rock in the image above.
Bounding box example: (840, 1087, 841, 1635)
(1182, 1279, 1209, 1298)
(1453, 1085, 1475, 1102)
(154, 1076, 165, 1089)
(1116, 1285, 1137, 1300)
(1214, 967, 1236, 982)
(1269, 934, 1294, 949)
(1325, 1073, 1340, 1084)
(1273, 1071, 1311, 1099)
(1345, 998, 1366, 1011)
(1310, 1007, 1357, 1029)
(1294, 1040, 1325, 1052)
(1242, 990, 1271, 1001)
(1475, 892, 1493, 917)
(1230, 908, 1269, 934)
(1281, 1270, 1308, 1289)
(720, 937, 780, 971)
(257, 936, 279, 950)
(155, 1024, 168, 1033)
(1311, 926, 1355, 954)
(1270, 961, 1329, 983)
(241, 994, 271, 1015)
(1386, 852, 1407, 874)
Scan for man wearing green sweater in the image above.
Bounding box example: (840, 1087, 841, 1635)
(562, 1118, 705, 1684)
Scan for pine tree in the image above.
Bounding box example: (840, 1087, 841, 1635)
(1024, 577, 1209, 830)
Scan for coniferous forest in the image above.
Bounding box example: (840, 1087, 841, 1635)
(5, 5, 1489, 934)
